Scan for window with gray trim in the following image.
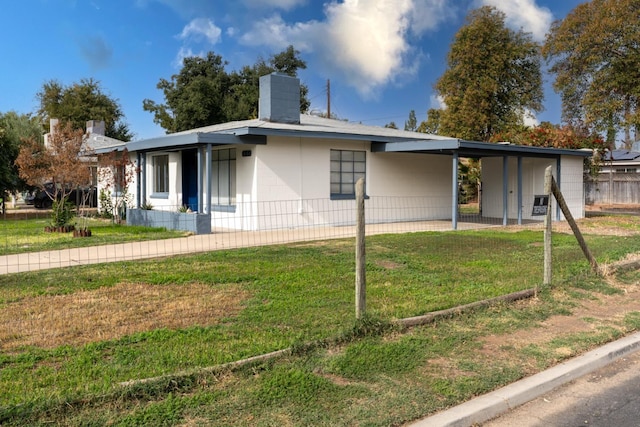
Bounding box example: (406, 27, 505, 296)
(152, 154, 169, 194)
(211, 148, 236, 207)
(330, 149, 366, 198)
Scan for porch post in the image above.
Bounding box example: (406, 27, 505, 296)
(206, 144, 212, 215)
(136, 152, 141, 208)
(503, 156, 508, 226)
(452, 152, 459, 230)
(141, 152, 147, 206)
(197, 147, 203, 213)
(517, 156, 523, 225)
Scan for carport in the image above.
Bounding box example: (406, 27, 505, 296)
(371, 139, 593, 229)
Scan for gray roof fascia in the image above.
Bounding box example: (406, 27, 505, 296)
(371, 139, 593, 158)
(125, 132, 266, 153)
(235, 126, 426, 143)
(371, 139, 460, 153)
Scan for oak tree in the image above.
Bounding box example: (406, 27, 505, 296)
(143, 46, 310, 133)
(0, 112, 42, 206)
(37, 78, 133, 141)
(434, 6, 543, 142)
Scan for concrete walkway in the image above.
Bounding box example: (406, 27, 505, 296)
(0, 220, 503, 275)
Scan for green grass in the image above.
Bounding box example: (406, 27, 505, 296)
(0, 217, 187, 255)
(1, 226, 640, 425)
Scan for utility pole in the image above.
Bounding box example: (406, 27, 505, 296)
(327, 79, 331, 119)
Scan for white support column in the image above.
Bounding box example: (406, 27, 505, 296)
(206, 144, 212, 215)
(452, 153, 459, 230)
(141, 152, 147, 205)
(136, 152, 142, 208)
(517, 156, 523, 225)
(503, 156, 508, 226)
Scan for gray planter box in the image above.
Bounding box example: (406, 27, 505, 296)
(127, 208, 211, 234)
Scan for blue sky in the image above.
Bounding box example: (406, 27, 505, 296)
(0, 0, 585, 140)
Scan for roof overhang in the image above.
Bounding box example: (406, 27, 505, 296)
(94, 132, 266, 154)
(371, 139, 594, 159)
(234, 126, 436, 143)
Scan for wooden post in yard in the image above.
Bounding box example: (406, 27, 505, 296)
(355, 178, 366, 319)
(543, 166, 553, 287)
(551, 176, 601, 276)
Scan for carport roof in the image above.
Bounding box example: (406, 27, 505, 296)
(371, 139, 594, 158)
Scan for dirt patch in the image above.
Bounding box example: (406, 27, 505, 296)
(375, 260, 405, 270)
(0, 282, 250, 351)
(480, 276, 640, 363)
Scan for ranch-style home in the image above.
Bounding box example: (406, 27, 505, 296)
(96, 73, 591, 234)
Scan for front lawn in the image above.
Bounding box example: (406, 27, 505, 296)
(2, 221, 640, 425)
(0, 217, 188, 255)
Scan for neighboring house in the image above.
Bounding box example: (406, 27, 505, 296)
(600, 150, 640, 174)
(96, 73, 591, 234)
(41, 119, 125, 208)
(585, 149, 640, 205)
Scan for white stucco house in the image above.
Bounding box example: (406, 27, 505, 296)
(96, 73, 591, 234)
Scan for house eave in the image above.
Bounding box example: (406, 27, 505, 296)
(234, 126, 433, 144)
(371, 139, 594, 158)
(106, 133, 266, 154)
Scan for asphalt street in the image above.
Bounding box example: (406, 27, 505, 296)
(483, 350, 640, 426)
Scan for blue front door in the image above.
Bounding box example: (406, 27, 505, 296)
(182, 149, 198, 211)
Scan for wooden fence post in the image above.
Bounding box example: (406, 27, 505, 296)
(543, 166, 552, 288)
(551, 176, 601, 276)
(355, 178, 366, 319)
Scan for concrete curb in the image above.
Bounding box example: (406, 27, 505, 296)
(410, 331, 640, 427)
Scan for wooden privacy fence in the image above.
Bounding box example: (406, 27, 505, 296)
(585, 173, 640, 205)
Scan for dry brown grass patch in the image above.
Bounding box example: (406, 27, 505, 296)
(0, 282, 250, 351)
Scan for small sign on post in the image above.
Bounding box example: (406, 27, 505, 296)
(532, 195, 549, 216)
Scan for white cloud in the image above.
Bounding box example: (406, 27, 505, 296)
(178, 18, 222, 45)
(172, 46, 206, 68)
(239, 0, 455, 98)
(239, 14, 318, 52)
(479, 0, 553, 42)
(242, 0, 307, 10)
(408, 0, 457, 35)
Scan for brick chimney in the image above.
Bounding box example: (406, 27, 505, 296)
(259, 73, 300, 124)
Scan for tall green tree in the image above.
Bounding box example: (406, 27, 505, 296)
(37, 78, 133, 141)
(143, 46, 310, 133)
(0, 112, 42, 200)
(417, 108, 442, 134)
(434, 6, 543, 142)
(404, 110, 417, 131)
(543, 0, 640, 149)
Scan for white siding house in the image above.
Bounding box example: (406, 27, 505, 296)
(97, 73, 591, 234)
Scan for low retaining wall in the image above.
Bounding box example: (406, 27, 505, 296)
(127, 208, 211, 234)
